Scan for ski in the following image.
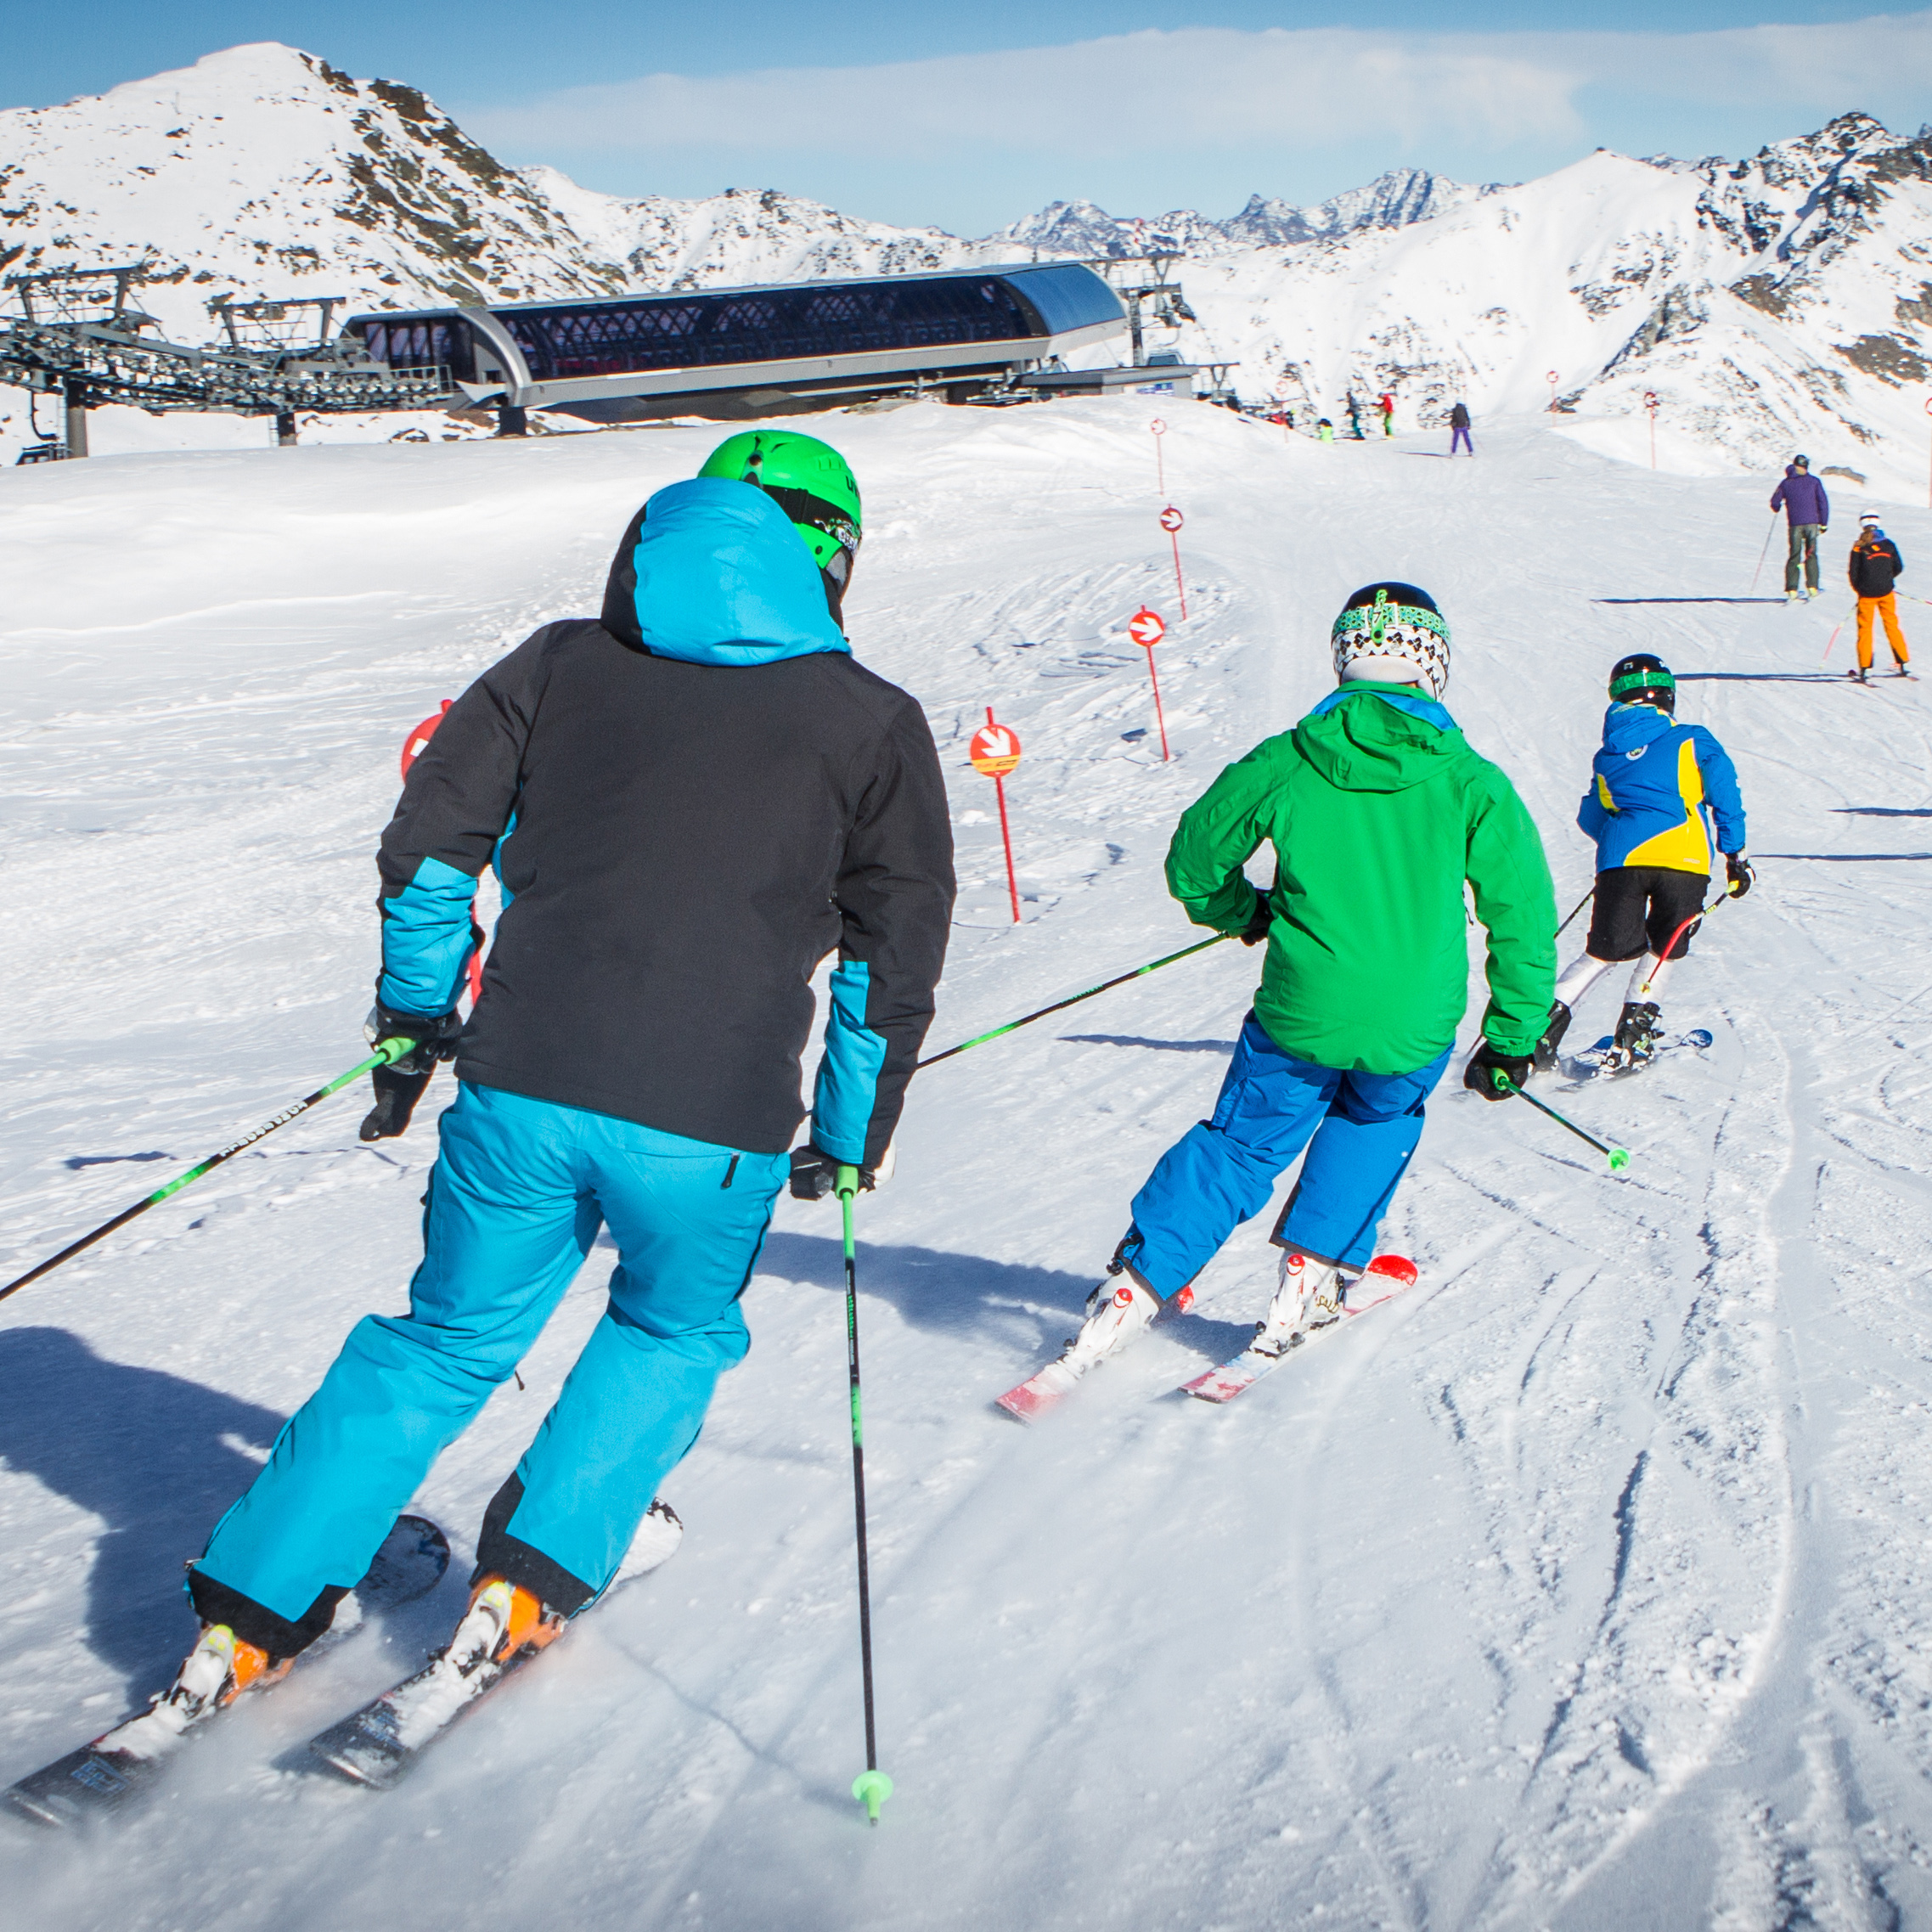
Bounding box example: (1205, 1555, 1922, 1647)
(5, 1513, 449, 1829)
(1567, 1027, 1712, 1080)
(1180, 1255, 1419, 1405)
(307, 1499, 683, 1790)
(994, 1286, 1194, 1422)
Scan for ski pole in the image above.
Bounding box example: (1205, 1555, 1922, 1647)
(916, 933, 1233, 1069)
(1554, 885, 1595, 940)
(1822, 605, 1854, 665)
(838, 1164, 892, 1827)
(1749, 515, 1777, 595)
(0, 1037, 417, 1305)
(1497, 1075, 1630, 1171)
(1636, 893, 1727, 999)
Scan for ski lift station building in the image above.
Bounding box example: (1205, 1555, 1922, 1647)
(345, 262, 1132, 423)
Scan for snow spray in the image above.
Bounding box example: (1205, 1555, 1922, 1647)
(837, 1166, 893, 1827)
(0, 1037, 419, 1303)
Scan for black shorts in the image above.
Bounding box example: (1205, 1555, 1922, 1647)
(1586, 866, 1709, 961)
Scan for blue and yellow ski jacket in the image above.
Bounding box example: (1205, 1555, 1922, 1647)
(1577, 703, 1746, 875)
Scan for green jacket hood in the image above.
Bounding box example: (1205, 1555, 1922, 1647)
(1291, 684, 1471, 794)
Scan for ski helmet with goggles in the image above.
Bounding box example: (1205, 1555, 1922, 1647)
(698, 431, 862, 603)
(1330, 583, 1451, 700)
(1608, 652, 1676, 713)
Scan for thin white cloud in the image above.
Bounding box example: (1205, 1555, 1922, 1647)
(461, 15, 1932, 163)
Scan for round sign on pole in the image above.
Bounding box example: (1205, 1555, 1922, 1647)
(969, 722, 1022, 778)
(1127, 606, 1166, 649)
(1158, 505, 1185, 533)
(1643, 391, 1658, 412)
(1149, 419, 1166, 437)
(401, 699, 453, 780)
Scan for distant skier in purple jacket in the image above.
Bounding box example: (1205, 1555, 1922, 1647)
(1770, 455, 1828, 601)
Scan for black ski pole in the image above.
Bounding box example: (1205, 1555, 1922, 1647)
(1495, 1074, 1629, 1170)
(0, 1037, 416, 1305)
(917, 932, 1233, 1069)
(1553, 886, 1595, 940)
(838, 1164, 892, 1826)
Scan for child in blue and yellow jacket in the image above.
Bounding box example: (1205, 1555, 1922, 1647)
(1536, 653, 1751, 1066)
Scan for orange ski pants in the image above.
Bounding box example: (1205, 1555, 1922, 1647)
(1856, 594, 1910, 668)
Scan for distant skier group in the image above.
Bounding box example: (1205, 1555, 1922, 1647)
(20, 423, 1769, 1816)
(1772, 453, 1912, 681)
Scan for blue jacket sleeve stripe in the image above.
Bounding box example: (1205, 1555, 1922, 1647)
(378, 854, 477, 1017)
(811, 961, 890, 1164)
(1688, 726, 1748, 854)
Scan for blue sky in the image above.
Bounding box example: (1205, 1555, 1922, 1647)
(12, 3, 1932, 230)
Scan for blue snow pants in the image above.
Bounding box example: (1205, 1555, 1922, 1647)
(1119, 1012, 1450, 1293)
(194, 1082, 788, 1629)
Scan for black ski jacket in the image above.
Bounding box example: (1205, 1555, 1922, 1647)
(1849, 536, 1904, 598)
(375, 479, 955, 1165)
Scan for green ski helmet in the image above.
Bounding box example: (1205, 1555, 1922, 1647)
(698, 430, 863, 601)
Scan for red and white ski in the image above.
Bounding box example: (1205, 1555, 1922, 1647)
(995, 1286, 1194, 1423)
(1180, 1256, 1418, 1405)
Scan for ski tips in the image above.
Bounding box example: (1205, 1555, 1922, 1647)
(853, 1767, 893, 1824)
(1608, 1146, 1631, 1171)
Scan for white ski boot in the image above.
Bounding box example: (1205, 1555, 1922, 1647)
(995, 1274, 1161, 1420)
(1253, 1250, 1348, 1359)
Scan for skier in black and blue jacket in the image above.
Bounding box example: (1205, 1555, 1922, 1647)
(1536, 653, 1749, 1068)
(149, 432, 955, 1725)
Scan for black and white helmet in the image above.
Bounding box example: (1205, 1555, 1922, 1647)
(1330, 583, 1451, 701)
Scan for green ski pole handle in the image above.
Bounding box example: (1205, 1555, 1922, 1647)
(836, 1163, 891, 1824)
(0, 1036, 418, 1304)
(916, 932, 1232, 1069)
(1496, 1074, 1630, 1171)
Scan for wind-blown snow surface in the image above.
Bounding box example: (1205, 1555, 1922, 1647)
(3, 403, 1932, 1927)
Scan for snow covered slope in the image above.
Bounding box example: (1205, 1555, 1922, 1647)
(4, 403, 1932, 1925)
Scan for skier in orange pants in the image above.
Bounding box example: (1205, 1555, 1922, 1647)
(1848, 512, 1912, 683)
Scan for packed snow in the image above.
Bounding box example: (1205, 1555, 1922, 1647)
(3, 400, 1932, 1927)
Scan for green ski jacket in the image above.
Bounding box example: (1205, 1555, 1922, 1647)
(1165, 684, 1556, 1072)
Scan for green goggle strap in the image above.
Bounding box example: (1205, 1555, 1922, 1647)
(1609, 670, 1674, 700)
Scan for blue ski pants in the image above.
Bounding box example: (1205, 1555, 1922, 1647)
(1119, 1012, 1449, 1294)
(194, 1082, 787, 1628)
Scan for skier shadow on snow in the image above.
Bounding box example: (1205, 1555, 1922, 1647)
(0, 1326, 282, 1691)
(754, 1234, 1256, 1364)
(1675, 670, 1841, 682)
(1835, 806, 1932, 817)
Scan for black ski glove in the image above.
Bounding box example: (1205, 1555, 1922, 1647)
(788, 1146, 881, 1201)
(1463, 1039, 1530, 1101)
(1725, 853, 1755, 899)
(1238, 886, 1273, 946)
(359, 1003, 463, 1142)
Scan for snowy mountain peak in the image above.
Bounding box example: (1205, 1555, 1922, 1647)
(0, 43, 622, 339)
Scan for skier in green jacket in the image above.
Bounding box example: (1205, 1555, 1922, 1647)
(1036, 584, 1555, 1394)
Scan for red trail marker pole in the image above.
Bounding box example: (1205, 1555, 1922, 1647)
(1546, 369, 1559, 413)
(1127, 606, 1170, 760)
(969, 709, 1023, 924)
(1644, 391, 1659, 470)
(1149, 417, 1167, 496)
(1924, 396, 1932, 509)
(1158, 504, 1188, 619)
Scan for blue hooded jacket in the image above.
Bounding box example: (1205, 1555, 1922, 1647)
(1578, 703, 1746, 874)
(1770, 466, 1828, 527)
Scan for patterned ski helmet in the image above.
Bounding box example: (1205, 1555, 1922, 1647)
(1330, 583, 1450, 700)
(697, 431, 863, 591)
(1608, 652, 1676, 713)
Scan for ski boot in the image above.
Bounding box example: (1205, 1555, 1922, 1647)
(1786, 589, 1802, 605)
(1252, 1250, 1347, 1359)
(111, 1624, 291, 1762)
(1849, 666, 1871, 684)
(1610, 1000, 1662, 1068)
(1533, 1000, 1572, 1072)
(1807, 585, 1823, 600)
(448, 1576, 566, 1675)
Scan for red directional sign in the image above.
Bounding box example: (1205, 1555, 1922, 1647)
(969, 721, 1022, 778)
(1158, 505, 1184, 533)
(1127, 606, 1166, 649)
(400, 699, 453, 779)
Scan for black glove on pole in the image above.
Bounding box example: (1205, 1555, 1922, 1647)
(1725, 853, 1755, 899)
(1463, 1039, 1531, 1101)
(359, 1002, 462, 1142)
(791, 1146, 877, 1201)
